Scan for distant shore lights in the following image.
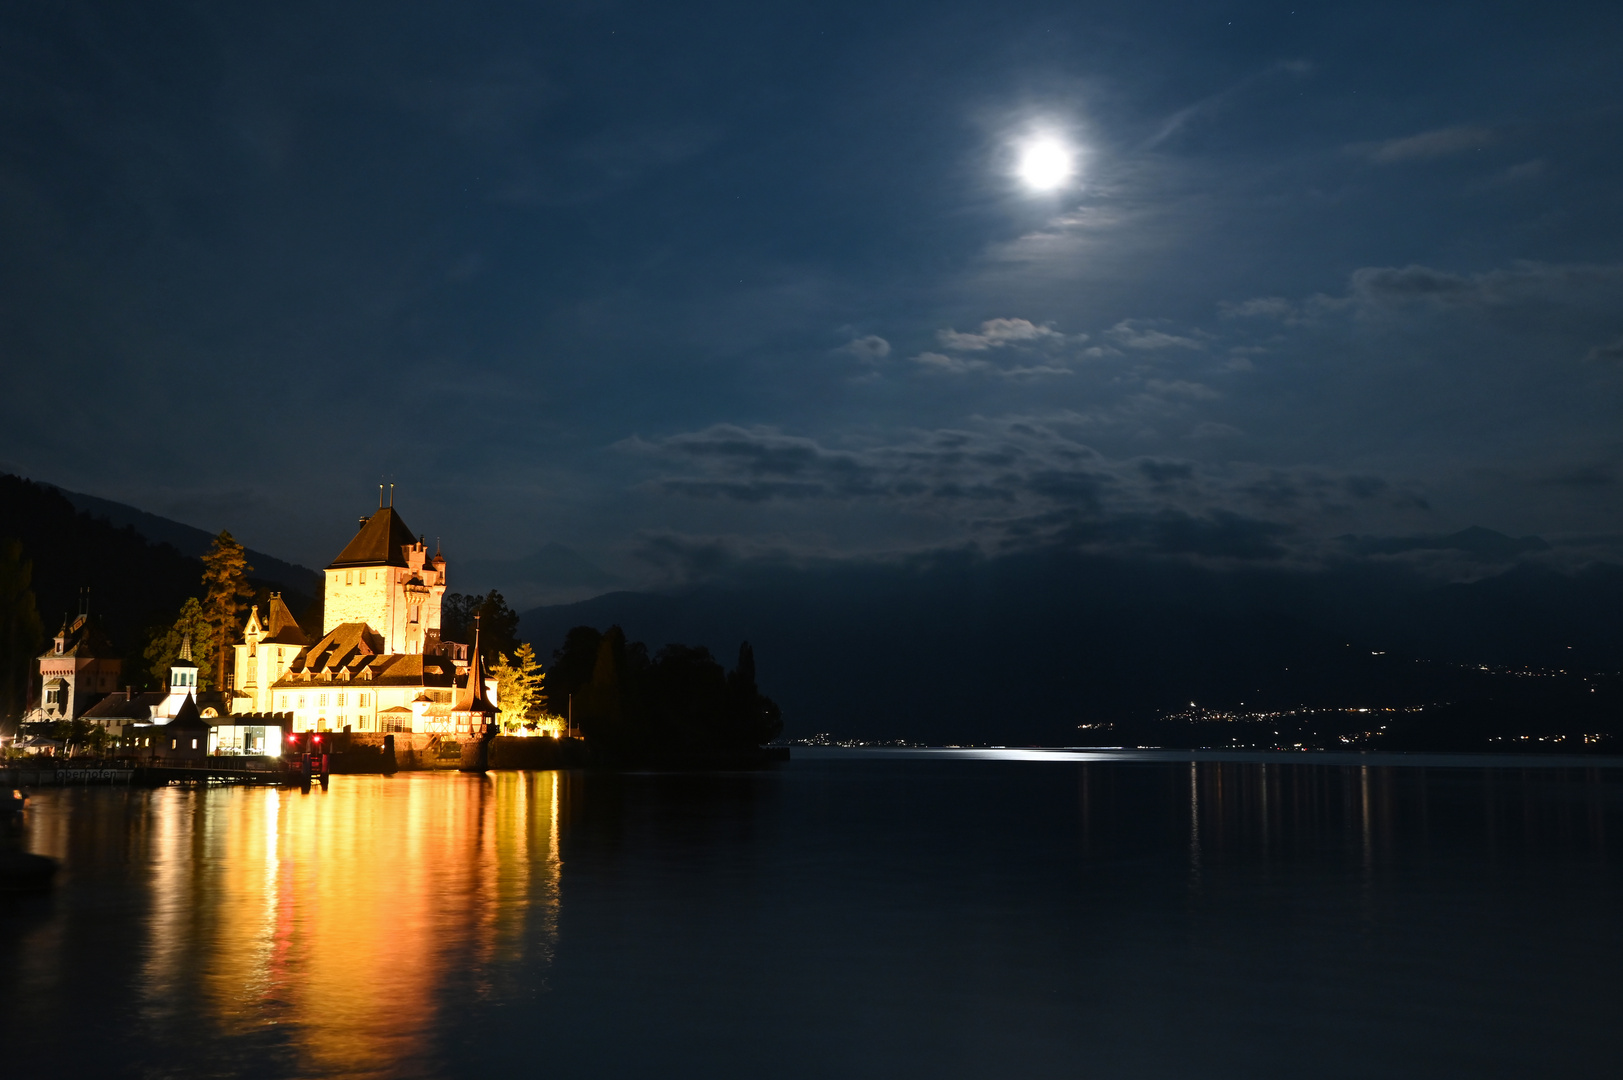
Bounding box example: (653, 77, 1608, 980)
(1015, 135, 1076, 193)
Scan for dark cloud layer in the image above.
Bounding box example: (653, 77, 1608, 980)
(0, 1, 1619, 595)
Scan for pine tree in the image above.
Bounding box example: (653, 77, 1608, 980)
(576, 627, 625, 749)
(0, 540, 44, 728)
(200, 531, 253, 690)
(492, 643, 548, 732)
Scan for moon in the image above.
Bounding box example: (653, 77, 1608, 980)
(1016, 138, 1074, 192)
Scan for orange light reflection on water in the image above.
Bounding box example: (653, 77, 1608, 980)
(136, 772, 562, 1078)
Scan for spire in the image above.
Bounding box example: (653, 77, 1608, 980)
(451, 615, 498, 717)
(179, 632, 193, 662)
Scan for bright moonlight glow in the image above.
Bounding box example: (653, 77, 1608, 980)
(1017, 139, 1074, 192)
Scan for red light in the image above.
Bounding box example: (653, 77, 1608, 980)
(313, 735, 321, 743)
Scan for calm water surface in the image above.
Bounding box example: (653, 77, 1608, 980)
(4, 751, 1623, 1078)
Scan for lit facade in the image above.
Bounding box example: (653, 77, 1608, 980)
(231, 506, 494, 736)
(24, 612, 123, 724)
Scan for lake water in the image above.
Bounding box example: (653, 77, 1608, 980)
(4, 750, 1623, 1078)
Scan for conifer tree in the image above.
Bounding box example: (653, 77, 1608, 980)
(200, 531, 253, 690)
(0, 540, 44, 727)
(576, 627, 625, 749)
(145, 598, 214, 690)
(491, 643, 547, 731)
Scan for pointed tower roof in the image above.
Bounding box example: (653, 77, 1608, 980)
(451, 621, 498, 717)
(176, 633, 197, 666)
(165, 693, 212, 730)
(329, 507, 418, 569)
(261, 592, 309, 646)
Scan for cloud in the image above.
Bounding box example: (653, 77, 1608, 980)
(836, 335, 891, 361)
(1146, 59, 1315, 149)
(1224, 262, 1623, 324)
(1539, 463, 1615, 488)
(1357, 125, 1495, 163)
(1219, 297, 1295, 319)
(914, 351, 992, 374)
(1584, 335, 1623, 363)
(1188, 421, 1244, 440)
(936, 317, 1068, 351)
(912, 316, 1079, 377)
(622, 420, 1430, 567)
(1143, 379, 1218, 400)
(1347, 264, 1478, 303)
(1483, 159, 1546, 187)
(1106, 320, 1204, 350)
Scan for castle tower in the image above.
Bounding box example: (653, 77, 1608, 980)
(28, 609, 122, 723)
(157, 634, 201, 719)
(233, 592, 310, 714)
(323, 506, 447, 655)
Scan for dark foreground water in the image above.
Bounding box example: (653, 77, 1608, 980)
(5, 751, 1623, 1078)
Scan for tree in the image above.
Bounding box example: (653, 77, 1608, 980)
(0, 540, 44, 730)
(726, 641, 783, 747)
(200, 531, 253, 690)
(492, 642, 547, 732)
(575, 626, 626, 751)
(49, 716, 110, 757)
(548, 626, 603, 717)
(441, 592, 479, 645)
(144, 598, 213, 691)
(442, 589, 520, 659)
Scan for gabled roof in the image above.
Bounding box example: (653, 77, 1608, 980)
(292, 623, 386, 672)
(274, 624, 456, 688)
(83, 691, 164, 721)
(38, 613, 117, 661)
(261, 593, 309, 646)
(328, 507, 417, 569)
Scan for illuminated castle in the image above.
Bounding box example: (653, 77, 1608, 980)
(231, 505, 495, 738)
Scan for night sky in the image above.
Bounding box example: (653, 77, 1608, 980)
(3, 2, 1620, 604)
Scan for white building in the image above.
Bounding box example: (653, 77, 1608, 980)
(232, 505, 494, 738)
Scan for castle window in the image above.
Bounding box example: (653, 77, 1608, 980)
(359, 693, 368, 707)
(346, 570, 353, 585)
(360, 569, 367, 584)
(319, 694, 327, 707)
(280, 695, 288, 709)
(336, 693, 345, 706)
(247, 660, 257, 684)
(298, 695, 306, 708)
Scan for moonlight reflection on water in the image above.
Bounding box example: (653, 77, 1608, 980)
(4, 755, 1623, 1078)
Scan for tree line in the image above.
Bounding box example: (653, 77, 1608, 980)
(546, 625, 782, 761)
